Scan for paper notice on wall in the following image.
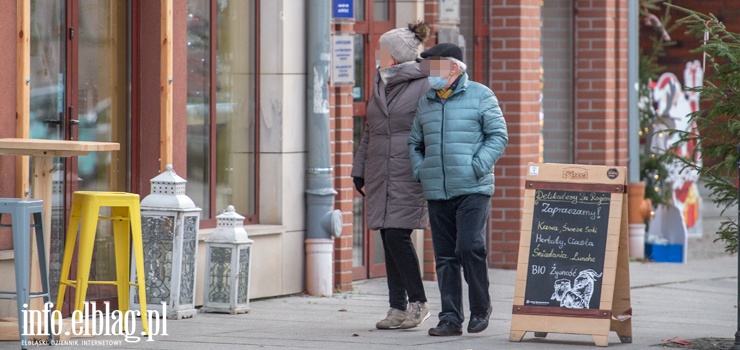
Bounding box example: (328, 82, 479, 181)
(331, 34, 355, 87)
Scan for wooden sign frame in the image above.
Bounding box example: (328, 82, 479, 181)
(509, 163, 632, 347)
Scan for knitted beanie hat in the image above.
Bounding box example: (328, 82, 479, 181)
(378, 21, 431, 63)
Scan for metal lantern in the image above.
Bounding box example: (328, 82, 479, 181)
(131, 164, 202, 319)
(202, 205, 253, 314)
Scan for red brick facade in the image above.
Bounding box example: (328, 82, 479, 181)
(331, 24, 355, 292)
(489, 0, 542, 269)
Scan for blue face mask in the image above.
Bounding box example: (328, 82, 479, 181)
(427, 76, 449, 90)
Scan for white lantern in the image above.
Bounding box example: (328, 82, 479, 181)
(202, 205, 253, 314)
(131, 164, 202, 319)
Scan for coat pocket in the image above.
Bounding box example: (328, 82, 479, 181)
(472, 157, 486, 180)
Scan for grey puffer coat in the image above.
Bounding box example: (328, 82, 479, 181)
(351, 62, 429, 230)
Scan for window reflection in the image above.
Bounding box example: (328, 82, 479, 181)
(460, 0, 474, 78)
(373, 0, 388, 21)
(29, 0, 66, 302)
(541, 0, 574, 164)
(76, 0, 128, 193)
(76, 0, 129, 299)
(353, 34, 365, 101)
(354, 0, 365, 21)
(186, 0, 211, 216)
(215, 0, 256, 216)
(186, 0, 257, 219)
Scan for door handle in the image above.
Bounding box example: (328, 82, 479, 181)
(68, 106, 80, 126)
(67, 106, 79, 140)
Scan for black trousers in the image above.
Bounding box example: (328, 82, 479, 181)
(428, 194, 491, 327)
(380, 228, 427, 311)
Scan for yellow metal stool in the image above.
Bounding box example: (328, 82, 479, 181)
(56, 191, 149, 334)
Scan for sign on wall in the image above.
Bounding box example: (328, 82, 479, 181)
(331, 34, 354, 86)
(333, 0, 354, 21)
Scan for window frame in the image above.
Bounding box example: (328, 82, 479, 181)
(192, 0, 261, 227)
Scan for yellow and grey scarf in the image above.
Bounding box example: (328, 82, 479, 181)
(435, 74, 462, 100)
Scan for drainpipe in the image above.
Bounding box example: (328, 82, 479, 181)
(627, 0, 651, 259)
(305, 0, 343, 297)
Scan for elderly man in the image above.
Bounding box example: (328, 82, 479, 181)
(408, 43, 508, 336)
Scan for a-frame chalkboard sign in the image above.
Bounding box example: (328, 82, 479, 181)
(509, 163, 632, 347)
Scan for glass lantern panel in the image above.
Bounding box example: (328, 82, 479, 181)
(186, 0, 212, 216)
(208, 247, 232, 303)
(136, 216, 175, 304)
(237, 246, 251, 304)
(179, 216, 199, 305)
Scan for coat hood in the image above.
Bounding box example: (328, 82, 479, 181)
(378, 61, 427, 90)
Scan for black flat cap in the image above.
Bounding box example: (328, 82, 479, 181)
(420, 43, 463, 61)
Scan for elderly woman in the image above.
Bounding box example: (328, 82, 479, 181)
(351, 22, 431, 330)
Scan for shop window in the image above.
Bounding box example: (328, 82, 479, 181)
(541, 0, 574, 163)
(186, 0, 259, 224)
(353, 34, 365, 102)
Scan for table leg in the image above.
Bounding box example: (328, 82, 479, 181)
(29, 156, 53, 311)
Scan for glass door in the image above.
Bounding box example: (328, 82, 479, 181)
(30, 0, 129, 315)
(30, 0, 68, 313)
(351, 0, 395, 280)
(74, 0, 129, 308)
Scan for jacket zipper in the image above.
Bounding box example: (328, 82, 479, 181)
(440, 102, 448, 199)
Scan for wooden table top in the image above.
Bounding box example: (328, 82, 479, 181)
(0, 138, 120, 157)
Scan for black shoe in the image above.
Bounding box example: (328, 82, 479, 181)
(428, 320, 462, 336)
(467, 305, 493, 333)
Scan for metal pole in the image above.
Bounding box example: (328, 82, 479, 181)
(627, 0, 639, 182)
(733, 143, 740, 350)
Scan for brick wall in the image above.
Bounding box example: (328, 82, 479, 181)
(331, 23, 356, 292)
(489, 0, 542, 269)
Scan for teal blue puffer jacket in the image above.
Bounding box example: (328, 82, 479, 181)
(408, 73, 508, 201)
